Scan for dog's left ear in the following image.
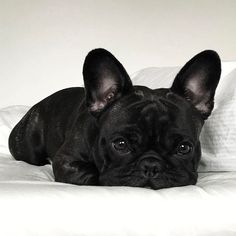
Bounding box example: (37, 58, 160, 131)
(171, 50, 221, 119)
(83, 48, 133, 116)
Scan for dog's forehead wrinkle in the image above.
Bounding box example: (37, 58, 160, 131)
(137, 101, 169, 140)
(125, 94, 167, 112)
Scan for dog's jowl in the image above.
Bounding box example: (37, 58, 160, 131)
(9, 49, 221, 189)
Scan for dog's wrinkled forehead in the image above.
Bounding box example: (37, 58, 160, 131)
(100, 88, 203, 138)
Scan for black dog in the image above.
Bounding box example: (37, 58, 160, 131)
(9, 49, 221, 189)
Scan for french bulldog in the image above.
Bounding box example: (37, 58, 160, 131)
(9, 49, 221, 190)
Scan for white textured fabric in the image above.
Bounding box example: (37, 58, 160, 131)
(0, 161, 236, 235)
(132, 62, 236, 172)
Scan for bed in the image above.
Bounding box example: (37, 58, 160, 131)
(1, 62, 236, 236)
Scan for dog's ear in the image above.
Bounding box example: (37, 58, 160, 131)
(83, 48, 133, 116)
(171, 50, 221, 119)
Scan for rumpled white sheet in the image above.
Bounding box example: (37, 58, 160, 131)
(0, 156, 236, 236)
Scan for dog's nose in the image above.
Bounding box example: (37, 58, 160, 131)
(139, 157, 162, 178)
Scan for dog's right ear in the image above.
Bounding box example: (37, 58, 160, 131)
(171, 50, 221, 119)
(83, 48, 133, 116)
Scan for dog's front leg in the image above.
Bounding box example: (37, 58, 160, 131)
(52, 153, 99, 186)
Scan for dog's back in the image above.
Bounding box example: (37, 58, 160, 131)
(9, 87, 85, 165)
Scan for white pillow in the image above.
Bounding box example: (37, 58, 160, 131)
(131, 62, 236, 172)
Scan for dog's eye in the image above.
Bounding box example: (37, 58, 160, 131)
(176, 142, 192, 155)
(112, 138, 130, 154)
(105, 92, 115, 102)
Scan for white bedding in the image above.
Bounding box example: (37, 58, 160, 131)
(1, 65, 236, 235)
(0, 157, 236, 236)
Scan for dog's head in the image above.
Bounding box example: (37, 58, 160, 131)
(83, 49, 221, 189)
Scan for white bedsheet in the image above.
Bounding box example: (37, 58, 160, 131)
(0, 154, 236, 236)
